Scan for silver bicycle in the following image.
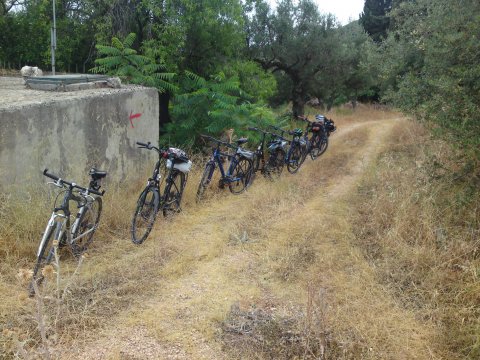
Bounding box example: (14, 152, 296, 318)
(29, 168, 106, 295)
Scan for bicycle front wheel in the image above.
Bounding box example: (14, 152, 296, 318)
(29, 222, 60, 296)
(310, 134, 328, 159)
(131, 186, 159, 244)
(163, 170, 185, 217)
(228, 157, 253, 194)
(196, 163, 215, 202)
(287, 144, 303, 174)
(71, 197, 102, 257)
(318, 135, 329, 156)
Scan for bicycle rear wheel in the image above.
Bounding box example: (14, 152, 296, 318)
(196, 163, 215, 202)
(264, 148, 285, 179)
(228, 157, 253, 194)
(71, 197, 102, 257)
(131, 186, 159, 244)
(163, 170, 185, 217)
(287, 143, 303, 174)
(29, 222, 60, 296)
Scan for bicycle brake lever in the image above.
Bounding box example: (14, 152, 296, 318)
(47, 179, 63, 188)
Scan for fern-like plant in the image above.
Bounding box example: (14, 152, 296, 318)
(91, 33, 177, 93)
(164, 71, 277, 146)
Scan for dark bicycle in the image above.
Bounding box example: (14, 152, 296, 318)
(299, 114, 336, 160)
(268, 124, 305, 174)
(30, 168, 106, 295)
(196, 135, 254, 201)
(247, 126, 289, 181)
(131, 142, 191, 244)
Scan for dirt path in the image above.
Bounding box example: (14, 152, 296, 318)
(52, 116, 436, 359)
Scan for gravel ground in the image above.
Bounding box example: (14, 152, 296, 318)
(0, 76, 143, 110)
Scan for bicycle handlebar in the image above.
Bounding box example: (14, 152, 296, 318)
(269, 124, 284, 131)
(248, 126, 272, 136)
(297, 116, 312, 124)
(200, 134, 238, 150)
(136, 141, 150, 148)
(43, 169, 104, 196)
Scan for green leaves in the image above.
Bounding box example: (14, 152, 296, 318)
(382, 0, 480, 160)
(165, 70, 276, 146)
(91, 33, 177, 93)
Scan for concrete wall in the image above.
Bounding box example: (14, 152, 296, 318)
(0, 82, 159, 186)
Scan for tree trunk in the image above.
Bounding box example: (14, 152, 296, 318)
(291, 85, 306, 118)
(159, 92, 171, 136)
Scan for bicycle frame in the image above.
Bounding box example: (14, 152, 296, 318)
(206, 144, 242, 184)
(37, 183, 96, 258)
(139, 144, 181, 200)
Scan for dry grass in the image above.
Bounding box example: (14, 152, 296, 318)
(351, 120, 480, 359)
(1, 106, 477, 359)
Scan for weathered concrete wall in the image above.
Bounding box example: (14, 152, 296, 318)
(0, 77, 159, 186)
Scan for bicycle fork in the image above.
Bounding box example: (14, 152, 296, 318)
(37, 213, 65, 257)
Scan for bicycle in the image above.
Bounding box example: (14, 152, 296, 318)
(29, 168, 106, 295)
(131, 142, 192, 245)
(297, 115, 317, 161)
(268, 124, 306, 174)
(196, 135, 254, 201)
(248, 126, 289, 181)
(299, 114, 336, 160)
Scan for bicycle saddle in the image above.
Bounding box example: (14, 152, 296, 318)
(89, 168, 107, 180)
(236, 137, 248, 145)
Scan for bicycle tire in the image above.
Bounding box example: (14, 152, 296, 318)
(253, 152, 263, 173)
(131, 186, 159, 244)
(162, 170, 185, 217)
(71, 197, 102, 257)
(264, 148, 285, 179)
(317, 135, 329, 156)
(299, 140, 309, 166)
(310, 134, 321, 160)
(196, 162, 215, 202)
(29, 222, 60, 296)
(286, 143, 303, 174)
(228, 157, 253, 194)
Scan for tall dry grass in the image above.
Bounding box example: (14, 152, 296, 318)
(1, 106, 476, 359)
(351, 120, 480, 358)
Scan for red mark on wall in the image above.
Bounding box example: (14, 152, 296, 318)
(129, 111, 143, 128)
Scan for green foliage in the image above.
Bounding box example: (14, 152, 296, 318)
(91, 33, 177, 93)
(381, 0, 480, 160)
(316, 21, 377, 107)
(359, 0, 393, 43)
(165, 71, 277, 146)
(0, 0, 99, 71)
(246, 0, 340, 116)
(219, 60, 277, 104)
(0, 2, 50, 68)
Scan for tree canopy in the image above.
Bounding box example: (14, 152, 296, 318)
(1, 0, 477, 162)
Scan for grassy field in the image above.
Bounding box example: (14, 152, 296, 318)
(1, 106, 479, 359)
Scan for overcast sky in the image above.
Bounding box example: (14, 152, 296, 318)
(316, 0, 365, 24)
(267, 0, 365, 25)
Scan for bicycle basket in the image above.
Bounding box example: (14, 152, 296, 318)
(267, 139, 287, 151)
(167, 147, 192, 173)
(167, 158, 192, 173)
(168, 147, 187, 159)
(325, 120, 336, 133)
(236, 148, 254, 160)
(311, 124, 323, 132)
